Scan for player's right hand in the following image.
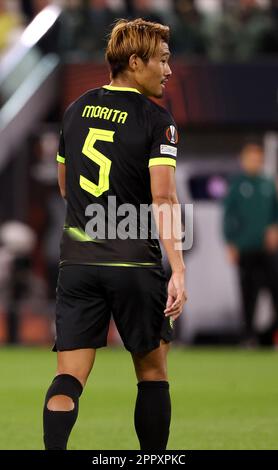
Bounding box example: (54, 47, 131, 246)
(264, 225, 278, 252)
(164, 271, 187, 321)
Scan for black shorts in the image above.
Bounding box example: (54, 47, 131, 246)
(53, 265, 174, 354)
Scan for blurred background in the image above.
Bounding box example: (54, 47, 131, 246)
(1, 0, 278, 349)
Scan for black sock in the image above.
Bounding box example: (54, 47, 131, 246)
(134, 381, 171, 450)
(43, 374, 83, 450)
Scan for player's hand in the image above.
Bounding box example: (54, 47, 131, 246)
(164, 271, 187, 321)
(226, 244, 239, 264)
(264, 226, 278, 252)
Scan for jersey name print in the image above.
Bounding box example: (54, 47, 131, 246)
(82, 105, 128, 124)
(57, 85, 178, 266)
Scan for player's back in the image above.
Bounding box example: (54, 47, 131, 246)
(58, 85, 178, 266)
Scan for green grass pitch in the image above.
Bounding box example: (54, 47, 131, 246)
(0, 346, 277, 449)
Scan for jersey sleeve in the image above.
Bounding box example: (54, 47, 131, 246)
(56, 129, 66, 164)
(148, 110, 178, 169)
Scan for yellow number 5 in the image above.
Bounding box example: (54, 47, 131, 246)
(80, 127, 114, 197)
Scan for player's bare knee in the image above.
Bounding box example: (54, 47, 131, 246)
(141, 372, 167, 381)
(133, 355, 167, 381)
(136, 366, 167, 382)
(47, 394, 75, 412)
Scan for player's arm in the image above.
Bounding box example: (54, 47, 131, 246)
(58, 163, 66, 199)
(56, 127, 66, 198)
(264, 180, 278, 252)
(150, 165, 187, 320)
(223, 180, 240, 264)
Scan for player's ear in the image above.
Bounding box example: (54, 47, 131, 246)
(129, 54, 143, 71)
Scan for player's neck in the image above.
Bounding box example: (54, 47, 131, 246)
(109, 76, 142, 94)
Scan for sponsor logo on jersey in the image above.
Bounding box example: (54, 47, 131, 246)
(166, 125, 178, 144)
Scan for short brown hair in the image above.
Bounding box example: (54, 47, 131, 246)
(105, 18, 170, 78)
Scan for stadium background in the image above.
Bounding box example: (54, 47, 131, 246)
(0, 0, 277, 450)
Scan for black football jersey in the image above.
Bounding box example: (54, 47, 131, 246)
(57, 85, 178, 266)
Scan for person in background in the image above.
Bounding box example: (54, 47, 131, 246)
(223, 142, 278, 346)
(29, 130, 65, 303)
(260, 0, 278, 56)
(0, 221, 36, 344)
(57, 0, 93, 60)
(233, 0, 274, 60)
(171, 0, 206, 56)
(204, 0, 273, 61)
(88, 0, 125, 59)
(129, 0, 164, 24)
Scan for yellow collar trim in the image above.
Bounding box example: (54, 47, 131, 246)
(103, 85, 141, 94)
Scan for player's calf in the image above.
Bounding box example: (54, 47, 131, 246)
(134, 380, 171, 451)
(43, 374, 83, 450)
(47, 395, 75, 411)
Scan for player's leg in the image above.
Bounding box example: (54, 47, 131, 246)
(131, 340, 171, 451)
(263, 254, 278, 342)
(101, 266, 173, 450)
(239, 253, 259, 343)
(132, 339, 169, 381)
(43, 349, 95, 450)
(43, 265, 111, 450)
